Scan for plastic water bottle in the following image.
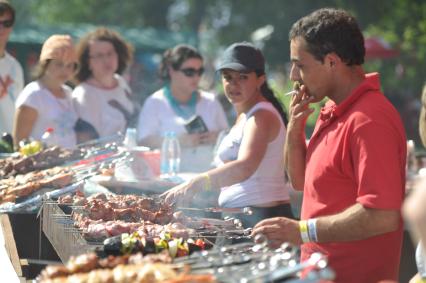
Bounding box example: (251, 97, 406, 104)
(160, 131, 181, 176)
(41, 127, 58, 147)
(123, 128, 137, 148)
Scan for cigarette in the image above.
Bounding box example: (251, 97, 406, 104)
(285, 90, 298, 96)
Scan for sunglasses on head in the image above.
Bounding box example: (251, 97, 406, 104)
(179, 67, 204, 77)
(0, 19, 13, 28)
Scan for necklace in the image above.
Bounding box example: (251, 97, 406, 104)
(163, 84, 197, 120)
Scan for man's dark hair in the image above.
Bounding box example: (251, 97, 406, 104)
(0, 1, 15, 25)
(289, 8, 365, 66)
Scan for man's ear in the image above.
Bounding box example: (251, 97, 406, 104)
(324, 53, 341, 68)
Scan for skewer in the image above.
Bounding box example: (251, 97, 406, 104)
(178, 206, 253, 215)
(55, 219, 74, 225)
(65, 205, 85, 209)
(64, 227, 83, 232)
(43, 200, 58, 204)
(51, 213, 72, 218)
(77, 133, 123, 149)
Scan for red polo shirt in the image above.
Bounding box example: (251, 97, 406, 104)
(301, 73, 406, 283)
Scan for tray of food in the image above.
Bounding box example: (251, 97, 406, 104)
(41, 192, 246, 262)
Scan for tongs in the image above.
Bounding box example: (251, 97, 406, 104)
(178, 206, 253, 215)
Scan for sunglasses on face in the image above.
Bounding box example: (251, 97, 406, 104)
(179, 67, 204, 77)
(0, 19, 13, 28)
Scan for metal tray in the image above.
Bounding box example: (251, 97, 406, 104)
(41, 201, 101, 262)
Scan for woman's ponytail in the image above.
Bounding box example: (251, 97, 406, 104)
(260, 82, 288, 126)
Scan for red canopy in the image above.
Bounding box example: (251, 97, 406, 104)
(364, 37, 400, 60)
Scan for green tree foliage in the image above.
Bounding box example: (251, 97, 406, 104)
(13, 0, 174, 27)
(11, 0, 426, 96)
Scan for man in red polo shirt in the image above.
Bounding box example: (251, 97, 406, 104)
(252, 8, 406, 283)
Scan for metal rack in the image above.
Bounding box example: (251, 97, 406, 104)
(41, 201, 102, 262)
(174, 239, 335, 282)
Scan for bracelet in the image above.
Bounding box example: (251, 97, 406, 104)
(299, 220, 310, 243)
(307, 218, 318, 242)
(201, 173, 211, 191)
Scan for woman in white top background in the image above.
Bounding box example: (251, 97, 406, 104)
(13, 34, 78, 149)
(162, 42, 294, 227)
(72, 27, 137, 142)
(137, 44, 228, 172)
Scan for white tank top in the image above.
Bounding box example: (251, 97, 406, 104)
(215, 102, 291, 208)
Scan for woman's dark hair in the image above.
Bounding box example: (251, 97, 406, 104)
(0, 1, 15, 25)
(74, 27, 134, 83)
(289, 8, 365, 66)
(255, 71, 288, 126)
(159, 44, 203, 81)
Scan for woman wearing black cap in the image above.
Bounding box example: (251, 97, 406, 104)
(162, 42, 294, 227)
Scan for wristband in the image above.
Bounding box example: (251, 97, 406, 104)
(299, 220, 310, 243)
(201, 173, 211, 191)
(307, 218, 318, 242)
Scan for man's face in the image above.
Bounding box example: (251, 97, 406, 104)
(289, 37, 331, 103)
(0, 12, 13, 44)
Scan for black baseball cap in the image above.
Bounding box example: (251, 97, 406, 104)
(216, 42, 265, 73)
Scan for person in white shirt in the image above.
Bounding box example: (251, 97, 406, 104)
(404, 177, 426, 283)
(137, 44, 229, 172)
(72, 27, 137, 142)
(162, 42, 294, 227)
(0, 1, 23, 136)
(14, 35, 78, 149)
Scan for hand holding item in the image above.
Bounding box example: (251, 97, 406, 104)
(287, 83, 315, 133)
(199, 131, 219, 145)
(178, 133, 202, 147)
(161, 175, 205, 206)
(251, 217, 302, 248)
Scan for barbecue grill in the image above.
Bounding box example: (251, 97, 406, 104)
(41, 198, 248, 263)
(42, 201, 103, 262)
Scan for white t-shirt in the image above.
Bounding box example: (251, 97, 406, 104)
(15, 81, 78, 148)
(0, 52, 24, 135)
(216, 102, 290, 207)
(137, 88, 229, 172)
(416, 242, 426, 278)
(72, 74, 134, 138)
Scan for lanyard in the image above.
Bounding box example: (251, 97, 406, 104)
(163, 84, 197, 120)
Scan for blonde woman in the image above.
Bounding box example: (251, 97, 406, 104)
(13, 35, 78, 148)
